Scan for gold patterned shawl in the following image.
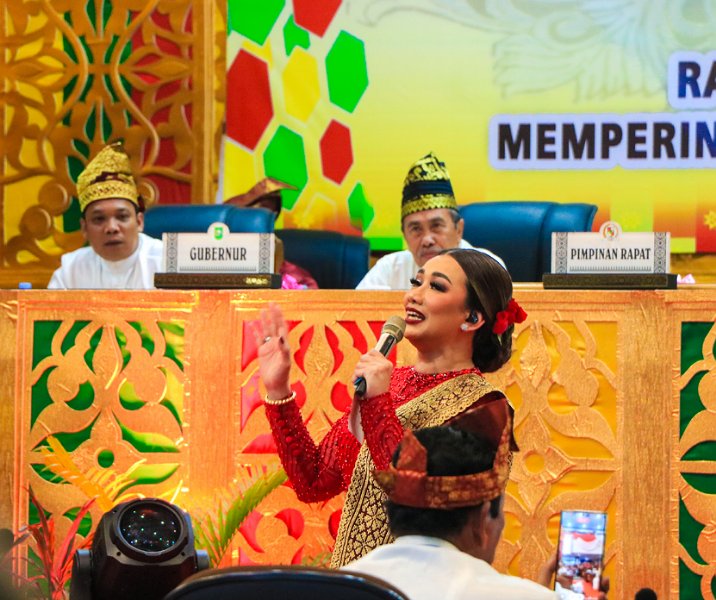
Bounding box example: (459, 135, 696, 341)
(329, 372, 502, 567)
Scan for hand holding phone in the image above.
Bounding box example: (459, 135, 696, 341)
(555, 510, 607, 599)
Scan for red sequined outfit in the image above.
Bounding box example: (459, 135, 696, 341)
(264, 366, 486, 503)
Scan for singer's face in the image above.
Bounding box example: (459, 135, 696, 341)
(403, 254, 471, 342)
(402, 208, 464, 267)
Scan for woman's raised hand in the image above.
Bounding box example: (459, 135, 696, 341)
(352, 350, 393, 399)
(252, 303, 292, 400)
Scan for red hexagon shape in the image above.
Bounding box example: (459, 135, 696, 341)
(320, 120, 353, 184)
(226, 50, 273, 150)
(292, 0, 342, 37)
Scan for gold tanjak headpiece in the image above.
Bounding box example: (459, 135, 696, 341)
(401, 151, 457, 220)
(77, 143, 139, 213)
(374, 418, 511, 510)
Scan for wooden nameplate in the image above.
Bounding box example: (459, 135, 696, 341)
(154, 272, 282, 289)
(543, 273, 677, 290)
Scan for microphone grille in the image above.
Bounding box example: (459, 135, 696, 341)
(382, 316, 406, 342)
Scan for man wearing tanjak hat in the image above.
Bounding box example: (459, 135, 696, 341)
(48, 143, 163, 289)
(356, 152, 504, 290)
(343, 425, 608, 600)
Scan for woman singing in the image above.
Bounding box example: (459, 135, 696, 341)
(254, 248, 527, 566)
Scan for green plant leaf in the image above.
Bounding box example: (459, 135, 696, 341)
(192, 468, 287, 567)
(38, 436, 143, 512)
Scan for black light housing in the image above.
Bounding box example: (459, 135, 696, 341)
(70, 498, 209, 600)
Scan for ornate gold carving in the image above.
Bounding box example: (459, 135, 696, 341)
(0, 0, 225, 275)
(676, 317, 716, 599)
(27, 318, 187, 490)
(487, 317, 618, 579)
(12, 291, 196, 552)
(5, 288, 713, 599)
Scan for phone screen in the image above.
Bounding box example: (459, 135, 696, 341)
(555, 510, 607, 599)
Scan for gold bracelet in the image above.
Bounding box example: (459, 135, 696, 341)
(264, 390, 297, 406)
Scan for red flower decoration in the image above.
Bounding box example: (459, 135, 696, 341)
(492, 299, 527, 335)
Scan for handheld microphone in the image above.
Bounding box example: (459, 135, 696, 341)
(354, 316, 406, 396)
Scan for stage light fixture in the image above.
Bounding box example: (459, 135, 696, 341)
(70, 498, 209, 600)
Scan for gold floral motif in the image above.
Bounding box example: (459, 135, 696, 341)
(0, 0, 225, 276)
(6, 289, 710, 599)
(488, 317, 617, 578)
(676, 318, 716, 599)
(13, 293, 193, 548)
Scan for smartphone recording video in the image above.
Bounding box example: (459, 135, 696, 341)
(555, 510, 606, 599)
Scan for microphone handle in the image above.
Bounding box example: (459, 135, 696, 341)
(354, 334, 398, 396)
(354, 377, 368, 396)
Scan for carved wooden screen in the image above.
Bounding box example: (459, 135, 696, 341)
(0, 0, 226, 286)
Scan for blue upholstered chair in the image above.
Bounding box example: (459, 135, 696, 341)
(458, 201, 598, 281)
(143, 205, 275, 239)
(163, 565, 409, 600)
(276, 229, 370, 289)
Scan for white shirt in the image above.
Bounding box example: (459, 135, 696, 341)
(356, 240, 505, 290)
(48, 233, 163, 290)
(343, 536, 558, 600)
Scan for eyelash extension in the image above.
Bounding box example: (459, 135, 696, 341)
(410, 277, 445, 292)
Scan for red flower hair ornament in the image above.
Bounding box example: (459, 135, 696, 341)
(492, 299, 527, 335)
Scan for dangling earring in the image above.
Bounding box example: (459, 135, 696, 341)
(460, 323, 469, 331)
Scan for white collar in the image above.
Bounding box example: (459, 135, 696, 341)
(392, 535, 460, 551)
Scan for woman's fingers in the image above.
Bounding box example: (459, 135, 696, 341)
(354, 350, 390, 371)
(260, 308, 274, 338)
(255, 306, 286, 356)
(351, 350, 393, 398)
(250, 319, 264, 347)
(258, 304, 284, 338)
(270, 302, 289, 341)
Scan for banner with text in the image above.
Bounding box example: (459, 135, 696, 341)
(225, 1, 716, 252)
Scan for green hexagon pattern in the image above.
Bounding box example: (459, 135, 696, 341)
(228, 0, 285, 45)
(325, 31, 368, 113)
(348, 183, 374, 231)
(263, 126, 308, 210)
(283, 15, 310, 56)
